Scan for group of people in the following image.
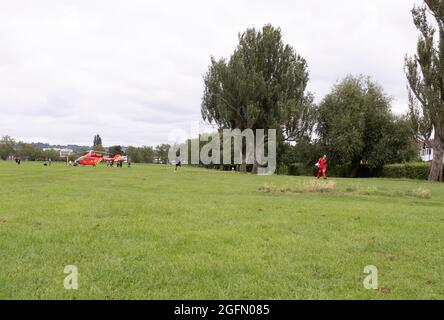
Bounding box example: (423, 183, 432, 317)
(106, 160, 131, 168)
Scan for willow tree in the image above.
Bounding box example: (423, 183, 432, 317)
(201, 24, 312, 172)
(405, 0, 444, 182)
(318, 75, 417, 177)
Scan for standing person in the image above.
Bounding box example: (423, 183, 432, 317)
(316, 155, 328, 180)
(175, 155, 181, 172)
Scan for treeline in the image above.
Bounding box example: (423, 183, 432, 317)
(125, 144, 170, 164)
(0, 135, 173, 165)
(275, 76, 419, 177)
(197, 25, 420, 178)
(0, 136, 60, 161)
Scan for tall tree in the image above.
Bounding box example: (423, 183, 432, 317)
(405, 0, 444, 181)
(16, 142, 41, 161)
(126, 146, 154, 163)
(93, 134, 104, 151)
(0, 136, 16, 160)
(139, 146, 155, 163)
(201, 24, 312, 172)
(108, 145, 122, 156)
(126, 146, 141, 163)
(155, 144, 170, 164)
(317, 75, 417, 177)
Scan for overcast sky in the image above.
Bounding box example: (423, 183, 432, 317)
(0, 0, 422, 146)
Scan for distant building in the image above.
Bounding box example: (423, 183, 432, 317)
(59, 149, 73, 157)
(420, 147, 433, 162)
(419, 140, 443, 162)
(43, 148, 74, 158)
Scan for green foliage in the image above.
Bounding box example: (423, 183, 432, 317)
(284, 162, 349, 178)
(108, 145, 123, 156)
(0, 136, 16, 160)
(139, 146, 155, 163)
(379, 162, 434, 180)
(155, 144, 170, 164)
(317, 75, 417, 176)
(278, 140, 325, 168)
(405, 1, 444, 181)
(41, 149, 59, 161)
(1, 136, 63, 161)
(202, 24, 310, 132)
(202, 25, 314, 173)
(383, 116, 420, 163)
(126, 146, 154, 163)
(287, 163, 313, 176)
(276, 163, 289, 175)
(327, 165, 347, 178)
(93, 134, 104, 151)
(15, 142, 41, 160)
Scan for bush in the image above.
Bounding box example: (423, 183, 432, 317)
(288, 163, 314, 176)
(379, 162, 432, 180)
(276, 164, 289, 175)
(286, 163, 350, 177)
(328, 165, 347, 177)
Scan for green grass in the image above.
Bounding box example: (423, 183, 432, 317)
(0, 161, 443, 299)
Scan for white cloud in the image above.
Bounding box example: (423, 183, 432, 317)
(0, 0, 422, 146)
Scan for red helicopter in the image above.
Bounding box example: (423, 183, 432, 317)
(103, 154, 128, 166)
(74, 151, 105, 166)
(74, 151, 128, 166)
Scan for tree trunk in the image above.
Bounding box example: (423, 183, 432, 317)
(429, 143, 444, 182)
(240, 152, 247, 173)
(252, 160, 259, 174)
(251, 136, 259, 173)
(349, 162, 360, 178)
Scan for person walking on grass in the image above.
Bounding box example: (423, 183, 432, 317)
(316, 155, 328, 180)
(175, 155, 181, 172)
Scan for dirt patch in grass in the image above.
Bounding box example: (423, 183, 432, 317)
(405, 187, 431, 199)
(378, 285, 393, 293)
(259, 180, 432, 200)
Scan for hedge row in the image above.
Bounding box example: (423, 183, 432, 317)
(281, 162, 437, 180)
(379, 162, 432, 180)
(288, 163, 314, 176)
(280, 162, 346, 177)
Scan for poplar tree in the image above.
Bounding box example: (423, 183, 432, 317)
(405, 0, 444, 181)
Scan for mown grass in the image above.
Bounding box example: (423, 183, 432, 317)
(0, 161, 443, 299)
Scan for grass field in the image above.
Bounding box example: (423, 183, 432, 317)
(0, 161, 443, 299)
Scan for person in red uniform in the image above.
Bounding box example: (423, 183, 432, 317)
(316, 155, 328, 179)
